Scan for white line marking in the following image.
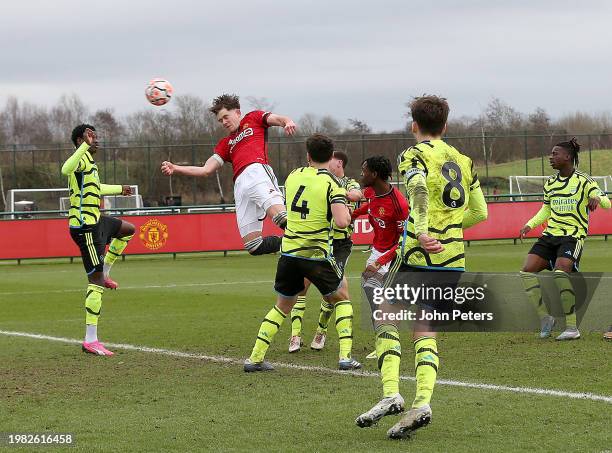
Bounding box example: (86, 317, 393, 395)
(0, 280, 275, 297)
(1, 329, 610, 404)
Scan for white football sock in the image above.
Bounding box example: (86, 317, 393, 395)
(103, 263, 111, 278)
(85, 324, 98, 343)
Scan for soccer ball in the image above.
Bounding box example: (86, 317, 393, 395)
(145, 78, 174, 106)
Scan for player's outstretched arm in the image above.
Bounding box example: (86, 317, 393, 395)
(61, 128, 94, 175)
(462, 186, 488, 229)
(266, 113, 297, 136)
(520, 204, 551, 239)
(100, 183, 123, 196)
(161, 155, 222, 178)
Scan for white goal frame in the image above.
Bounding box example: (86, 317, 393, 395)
(8, 186, 140, 219)
(509, 175, 612, 201)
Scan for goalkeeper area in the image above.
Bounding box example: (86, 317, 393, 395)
(1, 241, 611, 451)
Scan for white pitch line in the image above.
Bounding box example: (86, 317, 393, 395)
(0, 280, 275, 297)
(0, 276, 367, 297)
(1, 329, 611, 405)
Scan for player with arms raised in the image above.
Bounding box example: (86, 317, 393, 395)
(62, 124, 135, 356)
(161, 94, 296, 255)
(519, 138, 611, 340)
(356, 96, 488, 439)
(244, 134, 361, 372)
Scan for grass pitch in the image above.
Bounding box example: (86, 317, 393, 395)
(1, 239, 611, 452)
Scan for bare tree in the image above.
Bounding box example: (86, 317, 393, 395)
(347, 118, 371, 134)
(244, 96, 277, 112)
(298, 113, 319, 135)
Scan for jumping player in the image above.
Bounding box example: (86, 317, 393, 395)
(161, 94, 296, 255)
(62, 124, 135, 356)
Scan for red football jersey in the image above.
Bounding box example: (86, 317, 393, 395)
(355, 186, 409, 253)
(214, 110, 271, 180)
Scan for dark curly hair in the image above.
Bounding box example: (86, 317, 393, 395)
(363, 155, 393, 181)
(71, 124, 95, 147)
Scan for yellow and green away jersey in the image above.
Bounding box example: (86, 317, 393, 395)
(398, 139, 479, 270)
(333, 175, 360, 240)
(282, 166, 347, 260)
(538, 171, 606, 239)
(64, 143, 121, 228)
(67, 149, 102, 227)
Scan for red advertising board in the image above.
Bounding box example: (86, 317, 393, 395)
(1, 202, 610, 260)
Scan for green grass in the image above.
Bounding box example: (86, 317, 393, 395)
(479, 149, 612, 179)
(1, 241, 611, 452)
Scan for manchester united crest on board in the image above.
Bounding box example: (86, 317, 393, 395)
(139, 219, 168, 250)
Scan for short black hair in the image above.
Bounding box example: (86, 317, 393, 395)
(333, 150, 349, 169)
(363, 155, 393, 181)
(306, 134, 334, 163)
(210, 94, 240, 115)
(556, 137, 580, 166)
(71, 124, 95, 147)
(410, 95, 449, 136)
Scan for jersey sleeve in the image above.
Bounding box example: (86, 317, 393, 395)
(585, 179, 611, 209)
(346, 178, 361, 192)
(328, 181, 347, 205)
(214, 138, 230, 162)
(246, 110, 271, 128)
(61, 142, 89, 175)
(398, 148, 428, 183)
(469, 160, 481, 191)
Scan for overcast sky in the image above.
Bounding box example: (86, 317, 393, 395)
(2, 0, 612, 131)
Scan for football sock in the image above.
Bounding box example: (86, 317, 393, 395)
(519, 271, 548, 318)
(245, 236, 281, 255)
(553, 269, 577, 328)
(85, 324, 98, 343)
(291, 296, 307, 337)
(375, 324, 401, 397)
(316, 300, 334, 334)
(103, 234, 133, 277)
(85, 284, 104, 327)
(250, 305, 287, 363)
(334, 300, 353, 359)
(413, 336, 439, 408)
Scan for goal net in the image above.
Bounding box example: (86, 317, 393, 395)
(509, 175, 612, 201)
(9, 186, 141, 219)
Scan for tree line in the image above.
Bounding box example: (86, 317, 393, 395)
(1, 94, 611, 148)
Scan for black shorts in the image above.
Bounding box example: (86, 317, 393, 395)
(529, 235, 583, 271)
(275, 255, 343, 298)
(70, 216, 122, 275)
(332, 238, 353, 273)
(390, 264, 463, 310)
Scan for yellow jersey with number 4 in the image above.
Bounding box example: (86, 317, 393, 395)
(282, 166, 347, 260)
(398, 139, 479, 270)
